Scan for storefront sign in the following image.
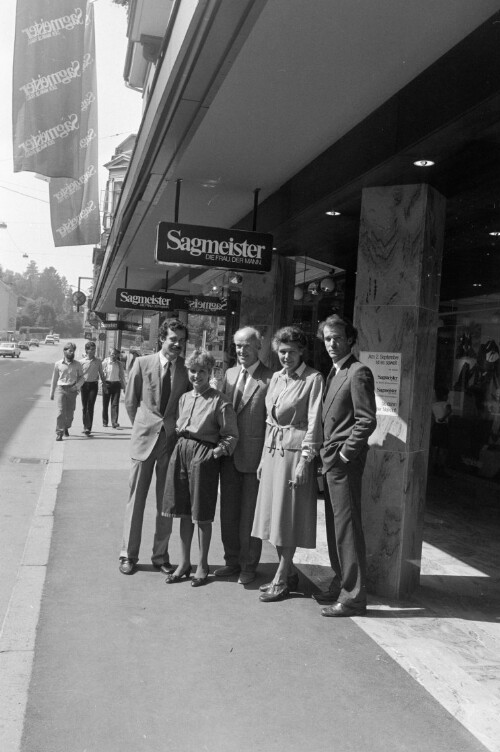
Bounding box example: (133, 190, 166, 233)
(359, 351, 401, 416)
(116, 288, 229, 315)
(155, 222, 273, 272)
(101, 321, 141, 331)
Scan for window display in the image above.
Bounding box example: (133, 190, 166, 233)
(435, 295, 500, 482)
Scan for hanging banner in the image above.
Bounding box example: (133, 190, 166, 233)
(12, 0, 88, 178)
(49, 2, 100, 246)
(156, 222, 273, 272)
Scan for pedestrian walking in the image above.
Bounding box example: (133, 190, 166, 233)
(119, 319, 190, 575)
(49, 342, 85, 441)
(102, 347, 126, 428)
(80, 341, 105, 435)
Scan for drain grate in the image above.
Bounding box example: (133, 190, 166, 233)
(9, 456, 49, 464)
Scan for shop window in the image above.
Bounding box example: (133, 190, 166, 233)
(435, 296, 500, 482)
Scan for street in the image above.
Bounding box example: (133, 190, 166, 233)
(0, 340, 64, 629)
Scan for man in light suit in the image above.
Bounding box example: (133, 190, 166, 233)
(214, 327, 274, 585)
(316, 314, 376, 616)
(119, 319, 190, 575)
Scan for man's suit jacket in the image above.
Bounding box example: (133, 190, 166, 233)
(222, 361, 274, 473)
(320, 354, 377, 473)
(125, 353, 190, 461)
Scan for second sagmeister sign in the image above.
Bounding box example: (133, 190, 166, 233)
(116, 288, 229, 315)
(155, 221, 273, 272)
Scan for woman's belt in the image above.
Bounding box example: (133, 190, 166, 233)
(177, 430, 216, 446)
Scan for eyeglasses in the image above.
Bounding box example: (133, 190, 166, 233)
(86, 346, 96, 350)
(64, 348, 74, 352)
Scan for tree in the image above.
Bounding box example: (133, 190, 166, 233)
(36, 300, 57, 328)
(37, 267, 66, 313)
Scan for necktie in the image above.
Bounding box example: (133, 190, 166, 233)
(160, 362, 171, 415)
(233, 368, 247, 410)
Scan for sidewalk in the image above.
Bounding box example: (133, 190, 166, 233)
(3, 401, 498, 752)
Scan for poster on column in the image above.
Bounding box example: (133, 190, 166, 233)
(359, 351, 401, 415)
(12, 0, 88, 178)
(49, 2, 100, 246)
(359, 351, 406, 443)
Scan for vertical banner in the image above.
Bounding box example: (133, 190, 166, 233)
(49, 3, 100, 246)
(12, 0, 88, 178)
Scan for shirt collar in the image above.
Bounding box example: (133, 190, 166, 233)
(159, 351, 177, 368)
(240, 360, 260, 377)
(333, 353, 351, 372)
(279, 360, 307, 378)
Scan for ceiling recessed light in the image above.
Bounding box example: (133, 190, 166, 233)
(489, 231, 500, 236)
(325, 210, 341, 216)
(413, 159, 435, 167)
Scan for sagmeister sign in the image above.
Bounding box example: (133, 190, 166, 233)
(116, 288, 229, 316)
(155, 222, 273, 272)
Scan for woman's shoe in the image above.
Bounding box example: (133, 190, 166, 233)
(165, 565, 191, 584)
(191, 568, 209, 587)
(259, 581, 290, 602)
(259, 572, 299, 593)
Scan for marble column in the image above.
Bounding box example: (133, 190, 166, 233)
(240, 255, 295, 364)
(355, 184, 446, 598)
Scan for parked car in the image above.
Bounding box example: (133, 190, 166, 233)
(18, 340, 31, 350)
(53, 333, 60, 342)
(44, 335, 55, 345)
(0, 342, 21, 358)
(29, 339, 39, 347)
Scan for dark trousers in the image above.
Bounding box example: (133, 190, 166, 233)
(81, 381, 98, 431)
(219, 457, 262, 572)
(323, 449, 368, 609)
(120, 429, 173, 565)
(102, 381, 121, 426)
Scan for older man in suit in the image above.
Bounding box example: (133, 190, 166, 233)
(119, 319, 190, 575)
(316, 314, 377, 616)
(214, 327, 274, 585)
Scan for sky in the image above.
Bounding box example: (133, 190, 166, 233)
(0, 0, 143, 294)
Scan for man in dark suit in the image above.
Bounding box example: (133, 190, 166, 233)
(119, 319, 190, 575)
(214, 327, 274, 585)
(316, 314, 377, 616)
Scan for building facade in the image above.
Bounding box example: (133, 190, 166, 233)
(93, 0, 500, 597)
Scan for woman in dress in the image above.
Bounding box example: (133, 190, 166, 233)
(252, 326, 323, 602)
(162, 349, 238, 586)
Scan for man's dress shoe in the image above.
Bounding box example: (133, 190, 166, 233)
(312, 589, 341, 604)
(214, 565, 240, 577)
(158, 562, 176, 574)
(238, 571, 256, 585)
(64, 428, 69, 436)
(321, 602, 367, 617)
(119, 558, 136, 575)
